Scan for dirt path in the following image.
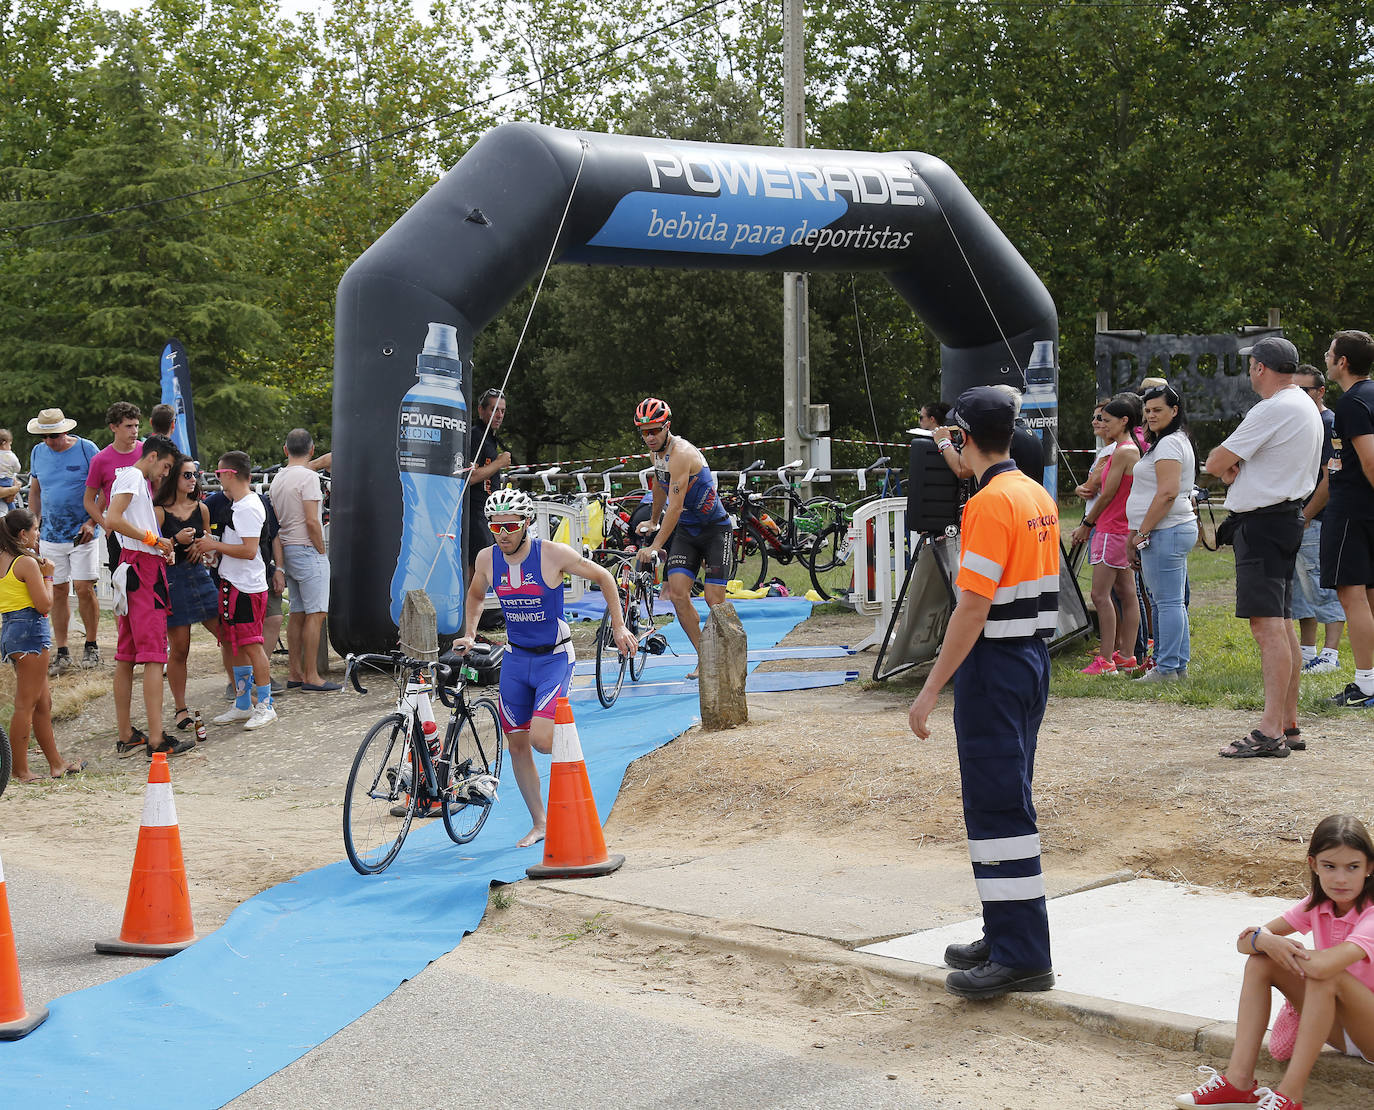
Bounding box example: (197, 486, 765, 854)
(2, 610, 1372, 1107)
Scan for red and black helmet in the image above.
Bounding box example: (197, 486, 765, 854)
(634, 397, 671, 427)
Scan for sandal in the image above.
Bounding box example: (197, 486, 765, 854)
(1283, 725, 1304, 752)
(57, 759, 89, 778)
(174, 707, 194, 731)
(1219, 729, 1289, 759)
(116, 726, 149, 758)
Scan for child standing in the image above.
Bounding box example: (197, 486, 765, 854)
(0, 509, 84, 779)
(0, 429, 22, 509)
(1175, 813, 1374, 1109)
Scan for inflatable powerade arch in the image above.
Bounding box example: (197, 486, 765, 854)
(331, 123, 1058, 654)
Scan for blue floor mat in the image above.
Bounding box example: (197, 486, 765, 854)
(0, 600, 815, 1108)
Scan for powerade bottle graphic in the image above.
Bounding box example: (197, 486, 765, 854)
(389, 322, 468, 634)
(1021, 339, 1059, 497)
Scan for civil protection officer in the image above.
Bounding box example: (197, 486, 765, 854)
(908, 385, 1060, 999)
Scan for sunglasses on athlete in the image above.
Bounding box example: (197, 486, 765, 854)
(489, 520, 525, 535)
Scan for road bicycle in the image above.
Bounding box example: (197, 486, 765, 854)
(342, 648, 504, 875)
(798, 457, 896, 601)
(592, 548, 666, 707)
(722, 460, 827, 591)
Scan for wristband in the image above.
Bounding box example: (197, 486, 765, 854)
(936, 439, 953, 453)
(1249, 927, 1262, 953)
(142, 529, 158, 547)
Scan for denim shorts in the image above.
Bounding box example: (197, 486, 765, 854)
(2, 606, 52, 663)
(282, 544, 330, 614)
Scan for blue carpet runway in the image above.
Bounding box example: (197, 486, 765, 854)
(0, 600, 815, 1108)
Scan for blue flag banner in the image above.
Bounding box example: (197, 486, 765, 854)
(159, 339, 198, 459)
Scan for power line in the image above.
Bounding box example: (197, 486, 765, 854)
(1, 0, 738, 239)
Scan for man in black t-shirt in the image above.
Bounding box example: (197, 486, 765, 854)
(1319, 330, 1374, 707)
(466, 388, 512, 581)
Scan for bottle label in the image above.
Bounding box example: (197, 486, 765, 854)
(399, 401, 467, 476)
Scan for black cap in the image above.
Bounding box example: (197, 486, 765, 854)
(950, 386, 1016, 443)
(1239, 336, 1300, 373)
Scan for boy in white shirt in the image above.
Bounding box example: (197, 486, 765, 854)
(106, 436, 193, 758)
(193, 452, 277, 731)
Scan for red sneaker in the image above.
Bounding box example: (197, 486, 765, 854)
(1254, 1089, 1301, 1110)
(1174, 1066, 1260, 1108)
(1080, 654, 1117, 675)
(1112, 651, 1138, 669)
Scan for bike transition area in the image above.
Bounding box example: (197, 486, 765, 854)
(0, 598, 823, 1108)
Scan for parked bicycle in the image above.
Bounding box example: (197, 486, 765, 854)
(592, 549, 666, 706)
(722, 460, 824, 591)
(342, 646, 504, 875)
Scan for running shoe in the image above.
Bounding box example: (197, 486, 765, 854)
(213, 705, 254, 725)
(80, 643, 101, 669)
(1301, 655, 1337, 674)
(49, 653, 73, 678)
(1111, 651, 1137, 669)
(243, 703, 277, 730)
(1080, 655, 1117, 675)
(1174, 1065, 1261, 1107)
(1328, 683, 1374, 707)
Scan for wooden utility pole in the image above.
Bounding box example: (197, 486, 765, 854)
(782, 0, 812, 475)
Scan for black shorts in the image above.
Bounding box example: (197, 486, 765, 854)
(665, 525, 731, 586)
(1320, 513, 1374, 589)
(1233, 509, 1303, 619)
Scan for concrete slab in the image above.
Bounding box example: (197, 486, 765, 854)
(859, 879, 1292, 1025)
(544, 841, 1112, 945)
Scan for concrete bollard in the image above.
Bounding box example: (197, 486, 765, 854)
(699, 602, 747, 730)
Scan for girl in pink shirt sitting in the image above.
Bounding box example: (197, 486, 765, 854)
(1176, 813, 1374, 1110)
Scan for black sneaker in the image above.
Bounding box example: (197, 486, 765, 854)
(944, 937, 991, 970)
(1328, 683, 1374, 707)
(945, 961, 1055, 999)
(148, 732, 196, 757)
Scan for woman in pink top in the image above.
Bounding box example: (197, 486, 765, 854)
(1175, 814, 1374, 1110)
(1070, 396, 1140, 675)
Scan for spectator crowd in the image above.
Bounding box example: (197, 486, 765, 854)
(2, 400, 336, 779)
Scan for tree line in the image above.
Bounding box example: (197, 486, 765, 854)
(2, 0, 1371, 484)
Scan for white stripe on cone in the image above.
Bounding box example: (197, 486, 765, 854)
(0, 855, 5, 884)
(551, 720, 584, 764)
(139, 781, 178, 828)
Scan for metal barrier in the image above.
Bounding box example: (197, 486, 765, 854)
(531, 500, 592, 602)
(848, 497, 918, 652)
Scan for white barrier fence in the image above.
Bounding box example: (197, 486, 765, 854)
(848, 497, 918, 652)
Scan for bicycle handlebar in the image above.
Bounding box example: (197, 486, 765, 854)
(344, 651, 454, 696)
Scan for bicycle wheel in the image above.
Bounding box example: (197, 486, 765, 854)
(798, 498, 844, 570)
(729, 521, 769, 590)
(441, 698, 504, 844)
(343, 713, 415, 875)
(0, 724, 10, 798)
(808, 520, 857, 601)
(595, 601, 628, 707)
(629, 580, 652, 681)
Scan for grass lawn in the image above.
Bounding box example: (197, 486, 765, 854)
(1054, 502, 1354, 717)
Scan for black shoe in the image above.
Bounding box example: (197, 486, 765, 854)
(1329, 682, 1374, 707)
(944, 961, 1055, 1000)
(943, 937, 991, 970)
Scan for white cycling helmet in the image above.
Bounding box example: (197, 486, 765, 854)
(484, 487, 536, 521)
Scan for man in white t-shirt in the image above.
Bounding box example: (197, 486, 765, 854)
(1205, 336, 1323, 758)
(193, 452, 277, 731)
(105, 436, 194, 759)
(268, 428, 338, 692)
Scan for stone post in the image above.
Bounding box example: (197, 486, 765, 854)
(398, 589, 438, 660)
(699, 603, 747, 730)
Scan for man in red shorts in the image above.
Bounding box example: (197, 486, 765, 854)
(106, 435, 194, 758)
(193, 452, 278, 731)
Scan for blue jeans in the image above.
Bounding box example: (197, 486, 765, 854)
(1290, 519, 1344, 623)
(1140, 520, 1197, 674)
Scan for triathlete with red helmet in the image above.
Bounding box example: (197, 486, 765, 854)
(634, 398, 731, 675)
(456, 487, 636, 848)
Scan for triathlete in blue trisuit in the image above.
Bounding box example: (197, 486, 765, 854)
(633, 398, 731, 678)
(457, 487, 635, 848)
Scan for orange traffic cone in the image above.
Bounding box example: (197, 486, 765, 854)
(95, 753, 197, 957)
(526, 697, 625, 880)
(0, 852, 48, 1040)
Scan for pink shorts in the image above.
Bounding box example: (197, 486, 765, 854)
(218, 581, 267, 652)
(1089, 529, 1131, 569)
(115, 550, 169, 665)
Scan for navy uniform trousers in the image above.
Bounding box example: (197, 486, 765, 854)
(952, 634, 1052, 971)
